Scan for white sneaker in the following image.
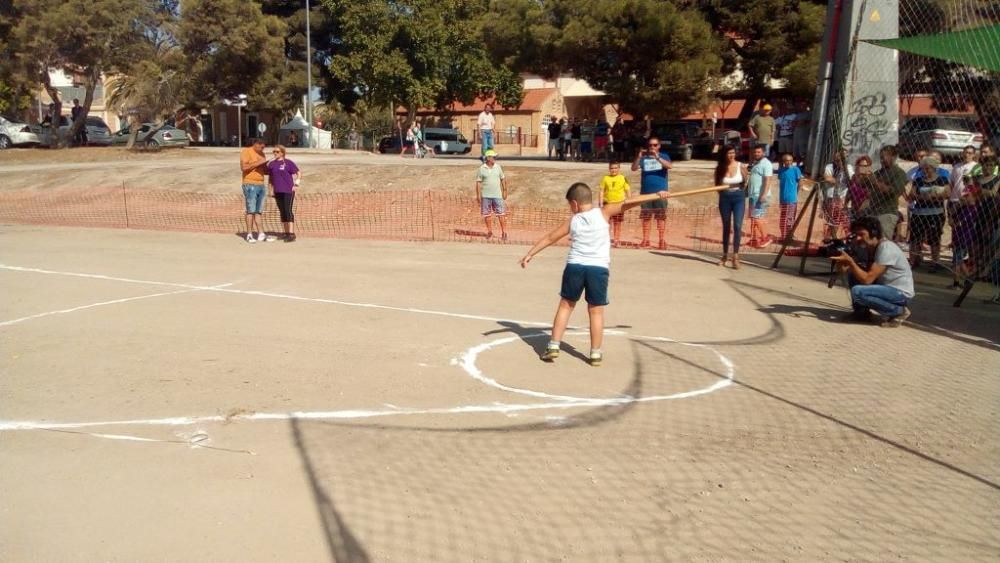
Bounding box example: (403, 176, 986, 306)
(257, 232, 267, 242)
(246, 233, 256, 244)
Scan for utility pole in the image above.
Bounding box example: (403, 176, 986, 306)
(305, 0, 313, 148)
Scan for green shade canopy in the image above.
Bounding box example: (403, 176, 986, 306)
(866, 24, 1000, 73)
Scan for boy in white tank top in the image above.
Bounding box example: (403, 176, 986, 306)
(520, 183, 670, 366)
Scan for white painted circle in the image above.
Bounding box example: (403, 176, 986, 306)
(458, 330, 734, 406)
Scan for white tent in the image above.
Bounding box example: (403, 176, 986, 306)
(279, 110, 331, 148)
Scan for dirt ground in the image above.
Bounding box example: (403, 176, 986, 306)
(0, 146, 723, 209)
(1, 225, 997, 562)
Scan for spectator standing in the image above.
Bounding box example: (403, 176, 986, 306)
(748, 104, 776, 157)
(594, 117, 610, 161)
(561, 119, 572, 161)
(849, 155, 875, 220)
(746, 144, 774, 247)
(948, 146, 978, 286)
(967, 144, 1000, 302)
(400, 123, 416, 157)
(348, 127, 360, 151)
(792, 110, 812, 162)
(822, 148, 855, 239)
(477, 104, 496, 158)
(776, 153, 804, 242)
(266, 145, 301, 242)
(599, 161, 631, 247)
(630, 136, 672, 249)
(288, 130, 299, 147)
(870, 145, 909, 242)
(580, 118, 595, 162)
(570, 119, 582, 161)
(547, 117, 562, 159)
(70, 98, 88, 147)
(240, 138, 270, 243)
(476, 149, 509, 241)
(611, 117, 626, 161)
(775, 109, 796, 156)
(714, 146, 749, 269)
(907, 155, 949, 271)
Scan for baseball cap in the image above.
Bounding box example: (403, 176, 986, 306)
(762, 104, 773, 111)
(484, 149, 497, 157)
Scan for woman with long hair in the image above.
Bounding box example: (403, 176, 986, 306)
(715, 146, 749, 269)
(822, 148, 854, 239)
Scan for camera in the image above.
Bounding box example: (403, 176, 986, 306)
(818, 236, 853, 258)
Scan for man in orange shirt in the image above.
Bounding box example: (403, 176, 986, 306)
(240, 138, 269, 243)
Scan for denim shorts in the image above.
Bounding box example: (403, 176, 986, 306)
(749, 198, 769, 219)
(481, 197, 506, 217)
(242, 183, 266, 214)
(560, 263, 609, 306)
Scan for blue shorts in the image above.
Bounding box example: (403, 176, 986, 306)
(560, 263, 609, 306)
(242, 183, 266, 214)
(749, 198, 769, 219)
(640, 197, 668, 218)
(481, 197, 506, 217)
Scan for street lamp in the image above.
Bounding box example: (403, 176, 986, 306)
(223, 94, 248, 147)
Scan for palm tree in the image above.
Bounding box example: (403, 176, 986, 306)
(107, 43, 188, 149)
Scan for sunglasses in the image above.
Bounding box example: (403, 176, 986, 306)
(649, 143, 660, 147)
(272, 151, 283, 155)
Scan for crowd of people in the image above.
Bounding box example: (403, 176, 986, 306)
(546, 116, 652, 163)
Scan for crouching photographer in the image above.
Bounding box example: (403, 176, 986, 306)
(830, 216, 914, 327)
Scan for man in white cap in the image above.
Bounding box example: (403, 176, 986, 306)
(475, 149, 509, 240)
(748, 104, 776, 158)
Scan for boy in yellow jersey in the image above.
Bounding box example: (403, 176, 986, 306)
(599, 161, 631, 246)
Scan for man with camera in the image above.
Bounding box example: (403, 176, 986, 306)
(631, 136, 672, 249)
(830, 216, 914, 327)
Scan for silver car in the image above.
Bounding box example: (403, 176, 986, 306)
(35, 115, 114, 147)
(111, 123, 190, 148)
(0, 115, 42, 149)
(898, 116, 983, 160)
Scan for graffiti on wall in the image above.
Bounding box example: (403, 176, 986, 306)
(841, 92, 891, 155)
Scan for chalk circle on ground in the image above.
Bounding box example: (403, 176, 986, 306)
(458, 330, 735, 406)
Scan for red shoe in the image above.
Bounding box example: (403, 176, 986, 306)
(639, 239, 651, 248)
(657, 240, 667, 250)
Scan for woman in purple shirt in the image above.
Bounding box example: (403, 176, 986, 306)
(266, 145, 301, 242)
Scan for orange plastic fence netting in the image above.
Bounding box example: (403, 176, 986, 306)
(0, 187, 836, 253)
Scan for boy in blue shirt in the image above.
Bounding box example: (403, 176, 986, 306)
(630, 136, 672, 249)
(776, 153, 804, 242)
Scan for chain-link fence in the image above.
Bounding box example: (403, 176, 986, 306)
(805, 0, 999, 303)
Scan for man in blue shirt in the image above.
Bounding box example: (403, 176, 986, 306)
(630, 136, 672, 248)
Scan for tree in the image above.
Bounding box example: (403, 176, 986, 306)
(10, 0, 153, 147)
(697, 0, 828, 117)
(259, 0, 337, 116)
(555, 0, 724, 118)
(0, 1, 34, 117)
(321, 0, 523, 118)
(178, 0, 287, 111)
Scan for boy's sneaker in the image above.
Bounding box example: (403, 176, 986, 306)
(880, 307, 911, 328)
(589, 351, 603, 367)
(541, 345, 560, 362)
(257, 232, 267, 242)
(245, 233, 256, 244)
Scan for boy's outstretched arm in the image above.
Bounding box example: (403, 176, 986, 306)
(520, 220, 571, 268)
(601, 191, 669, 220)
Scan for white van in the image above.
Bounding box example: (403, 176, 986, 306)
(422, 127, 471, 155)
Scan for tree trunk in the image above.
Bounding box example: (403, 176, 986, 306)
(41, 72, 64, 148)
(66, 70, 99, 146)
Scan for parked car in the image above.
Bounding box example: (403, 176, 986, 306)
(649, 121, 715, 160)
(898, 115, 983, 160)
(36, 115, 114, 147)
(422, 127, 472, 154)
(378, 135, 402, 153)
(0, 115, 42, 149)
(111, 123, 190, 148)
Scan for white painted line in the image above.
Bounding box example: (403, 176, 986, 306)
(458, 330, 734, 404)
(0, 264, 549, 327)
(0, 263, 736, 439)
(0, 284, 231, 328)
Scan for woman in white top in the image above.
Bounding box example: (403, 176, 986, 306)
(822, 148, 855, 239)
(714, 146, 749, 269)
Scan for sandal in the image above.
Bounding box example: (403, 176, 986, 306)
(718, 254, 729, 267)
(732, 254, 741, 270)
